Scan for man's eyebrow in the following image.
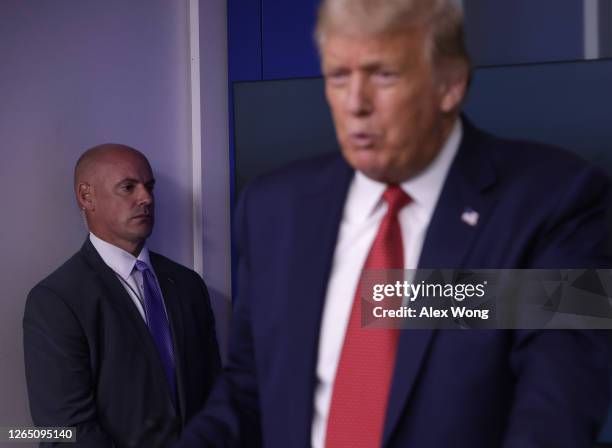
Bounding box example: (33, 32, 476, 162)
(362, 62, 386, 72)
(325, 61, 394, 73)
(115, 178, 138, 186)
(114, 177, 156, 187)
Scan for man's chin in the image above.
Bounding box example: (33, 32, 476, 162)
(349, 155, 419, 184)
(131, 216, 154, 229)
(130, 224, 153, 241)
(344, 150, 394, 182)
(352, 161, 399, 184)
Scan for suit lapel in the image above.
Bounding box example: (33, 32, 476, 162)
(81, 239, 155, 345)
(81, 240, 179, 413)
(151, 256, 188, 422)
(286, 156, 354, 446)
(383, 121, 499, 446)
(416, 122, 497, 270)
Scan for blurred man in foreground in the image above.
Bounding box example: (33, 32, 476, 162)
(24, 144, 220, 447)
(177, 0, 612, 446)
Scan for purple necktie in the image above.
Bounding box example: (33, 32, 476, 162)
(134, 260, 177, 407)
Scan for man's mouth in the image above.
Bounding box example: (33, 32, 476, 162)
(349, 132, 378, 148)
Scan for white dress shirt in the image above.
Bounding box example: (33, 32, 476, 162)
(89, 232, 167, 323)
(311, 119, 463, 448)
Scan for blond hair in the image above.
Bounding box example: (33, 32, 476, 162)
(315, 0, 470, 67)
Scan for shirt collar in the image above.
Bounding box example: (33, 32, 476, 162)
(89, 232, 151, 281)
(402, 118, 462, 218)
(345, 118, 462, 223)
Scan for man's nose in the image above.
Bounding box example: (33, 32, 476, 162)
(137, 185, 153, 206)
(345, 75, 373, 116)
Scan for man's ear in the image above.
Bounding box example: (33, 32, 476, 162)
(77, 183, 95, 212)
(438, 61, 469, 113)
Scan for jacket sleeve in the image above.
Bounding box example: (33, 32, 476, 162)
(23, 284, 115, 448)
(172, 184, 262, 448)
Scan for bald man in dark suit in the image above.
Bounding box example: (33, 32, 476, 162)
(24, 144, 220, 447)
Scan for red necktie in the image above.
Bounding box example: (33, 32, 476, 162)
(325, 185, 411, 448)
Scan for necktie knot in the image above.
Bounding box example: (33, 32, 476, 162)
(383, 184, 411, 215)
(134, 260, 150, 273)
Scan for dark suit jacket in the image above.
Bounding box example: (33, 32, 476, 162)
(176, 122, 612, 447)
(23, 238, 221, 447)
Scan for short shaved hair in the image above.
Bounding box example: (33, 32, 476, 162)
(315, 0, 470, 68)
(74, 143, 147, 190)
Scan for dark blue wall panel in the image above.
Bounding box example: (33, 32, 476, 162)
(228, 0, 262, 81)
(228, 0, 590, 80)
(261, 0, 320, 79)
(233, 78, 335, 191)
(464, 0, 584, 66)
(463, 59, 612, 173)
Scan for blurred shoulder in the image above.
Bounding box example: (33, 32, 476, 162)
(465, 122, 610, 191)
(149, 252, 205, 286)
(238, 152, 351, 203)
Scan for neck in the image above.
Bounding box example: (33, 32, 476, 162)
(89, 231, 145, 257)
(125, 241, 145, 257)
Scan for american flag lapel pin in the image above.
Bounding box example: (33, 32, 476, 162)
(461, 207, 479, 227)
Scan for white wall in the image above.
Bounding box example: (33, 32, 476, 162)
(198, 0, 232, 357)
(0, 0, 230, 439)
